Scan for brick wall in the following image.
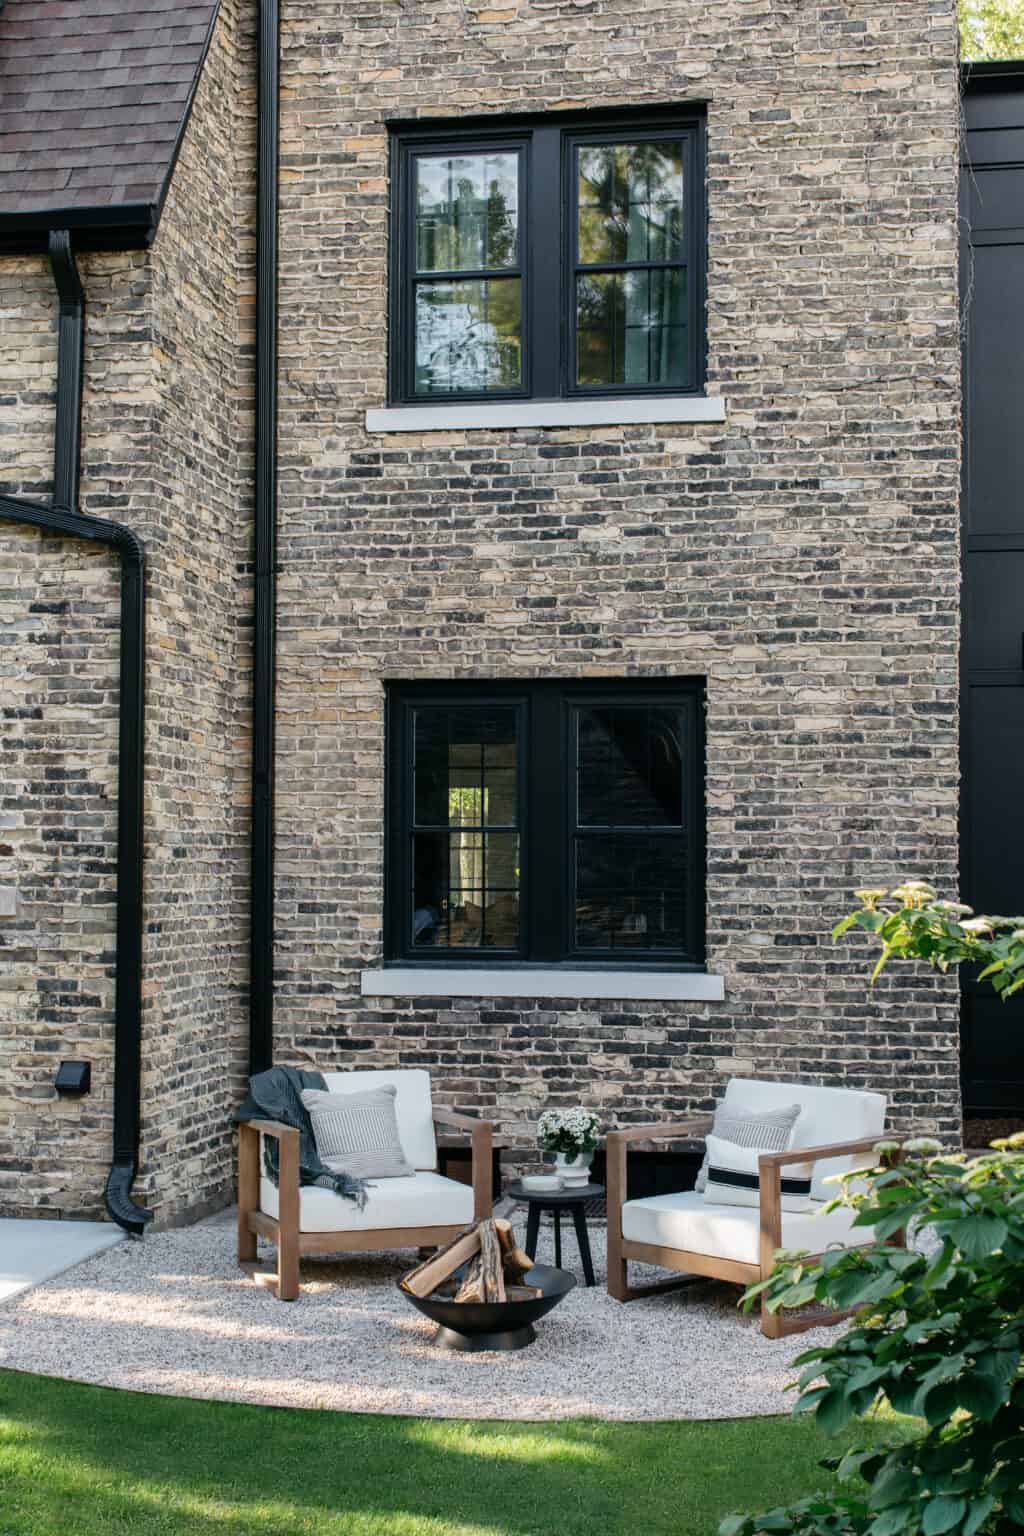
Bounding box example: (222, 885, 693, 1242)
(270, 0, 964, 1155)
(0, 1, 254, 1222)
(0, 0, 963, 1222)
(133, 0, 254, 1224)
(0, 254, 149, 1218)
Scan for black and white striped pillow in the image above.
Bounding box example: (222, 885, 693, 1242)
(695, 1102, 802, 1193)
(704, 1132, 814, 1212)
(301, 1085, 413, 1179)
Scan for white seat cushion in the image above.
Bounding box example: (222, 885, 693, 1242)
(723, 1078, 886, 1199)
(321, 1068, 437, 1171)
(621, 1189, 875, 1268)
(260, 1169, 473, 1234)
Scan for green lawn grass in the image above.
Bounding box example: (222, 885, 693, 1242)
(0, 1369, 906, 1536)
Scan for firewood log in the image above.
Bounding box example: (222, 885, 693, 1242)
(494, 1219, 535, 1281)
(400, 1224, 481, 1298)
(479, 1220, 506, 1303)
(454, 1256, 483, 1303)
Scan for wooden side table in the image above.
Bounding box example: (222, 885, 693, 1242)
(505, 1180, 604, 1287)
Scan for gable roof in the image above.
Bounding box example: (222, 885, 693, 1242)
(0, 0, 219, 250)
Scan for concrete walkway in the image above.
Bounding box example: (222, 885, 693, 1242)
(0, 1220, 124, 1305)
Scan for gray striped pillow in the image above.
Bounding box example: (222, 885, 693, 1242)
(695, 1101, 802, 1194)
(301, 1085, 414, 1179)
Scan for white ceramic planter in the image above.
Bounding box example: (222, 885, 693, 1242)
(553, 1150, 593, 1187)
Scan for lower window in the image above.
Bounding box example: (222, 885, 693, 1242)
(384, 679, 705, 966)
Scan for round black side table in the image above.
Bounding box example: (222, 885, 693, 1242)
(505, 1180, 604, 1288)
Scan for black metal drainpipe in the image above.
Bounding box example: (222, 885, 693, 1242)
(249, 0, 279, 1076)
(0, 230, 152, 1235)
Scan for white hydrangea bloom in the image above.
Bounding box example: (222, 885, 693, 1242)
(537, 1106, 600, 1153)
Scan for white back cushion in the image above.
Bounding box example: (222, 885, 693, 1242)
(723, 1078, 886, 1199)
(321, 1069, 436, 1170)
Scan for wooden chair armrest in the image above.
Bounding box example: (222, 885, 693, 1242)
(756, 1136, 901, 1278)
(758, 1135, 900, 1170)
(606, 1117, 713, 1147)
(432, 1109, 494, 1220)
(240, 1117, 300, 1145)
(433, 1108, 493, 1134)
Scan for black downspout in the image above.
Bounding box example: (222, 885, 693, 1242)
(250, 0, 279, 1076)
(50, 232, 84, 510)
(0, 230, 151, 1234)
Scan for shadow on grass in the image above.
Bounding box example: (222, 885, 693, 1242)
(0, 1369, 908, 1536)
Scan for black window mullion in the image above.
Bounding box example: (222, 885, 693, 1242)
(528, 125, 561, 401)
(411, 265, 522, 283)
(526, 684, 564, 962)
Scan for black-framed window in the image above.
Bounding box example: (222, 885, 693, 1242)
(388, 109, 706, 405)
(385, 679, 705, 966)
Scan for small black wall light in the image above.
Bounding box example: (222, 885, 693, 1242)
(55, 1060, 91, 1097)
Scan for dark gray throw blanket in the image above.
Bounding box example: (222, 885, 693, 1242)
(233, 1065, 368, 1207)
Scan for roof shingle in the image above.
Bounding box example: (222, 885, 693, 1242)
(0, 0, 219, 221)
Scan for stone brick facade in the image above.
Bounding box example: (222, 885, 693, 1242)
(271, 0, 963, 1156)
(1, 0, 962, 1222)
(0, 1, 254, 1223)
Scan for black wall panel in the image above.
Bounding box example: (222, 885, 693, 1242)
(961, 68, 1024, 1113)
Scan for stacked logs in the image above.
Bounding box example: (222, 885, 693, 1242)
(400, 1218, 540, 1303)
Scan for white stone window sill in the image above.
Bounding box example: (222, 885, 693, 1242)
(365, 396, 727, 434)
(360, 967, 725, 1002)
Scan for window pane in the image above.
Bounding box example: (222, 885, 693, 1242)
(412, 832, 521, 948)
(574, 833, 686, 950)
(411, 705, 520, 948)
(576, 269, 687, 388)
(577, 705, 685, 827)
(415, 152, 519, 273)
(413, 706, 518, 825)
(577, 141, 684, 265)
(415, 278, 522, 395)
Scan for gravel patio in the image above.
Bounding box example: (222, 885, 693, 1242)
(0, 1213, 836, 1422)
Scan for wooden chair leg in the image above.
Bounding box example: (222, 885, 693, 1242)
(607, 1229, 630, 1300)
(758, 1156, 784, 1337)
(276, 1128, 301, 1302)
(237, 1123, 259, 1266)
(760, 1293, 784, 1338)
(606, 1131, 631, 1300)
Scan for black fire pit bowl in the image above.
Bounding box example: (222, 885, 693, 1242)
(399, 1264, 576, 1352)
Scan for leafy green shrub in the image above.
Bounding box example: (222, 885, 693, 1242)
(832, 882, 1024, 1000)
(720, 1138, 1024, 1536)
(959, 0, 1024, 63)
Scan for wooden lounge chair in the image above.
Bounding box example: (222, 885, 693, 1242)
(237, 1068, 493, 1300)
(606, 1078, 901, 1338)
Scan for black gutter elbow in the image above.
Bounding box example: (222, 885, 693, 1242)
(105, 1161, 150, 1236)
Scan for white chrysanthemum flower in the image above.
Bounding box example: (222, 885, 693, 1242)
(537, 1105, 600, 1151)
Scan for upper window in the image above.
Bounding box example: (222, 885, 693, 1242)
(388, 111, 705, 405)
(385, 680, 705, 966)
